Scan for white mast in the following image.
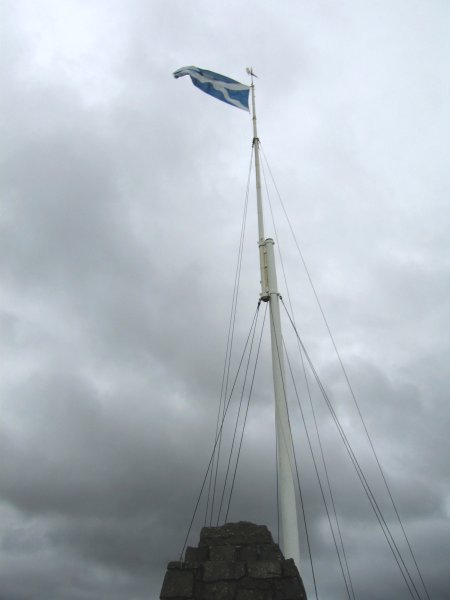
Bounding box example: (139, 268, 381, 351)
(249, 70, 301, 567)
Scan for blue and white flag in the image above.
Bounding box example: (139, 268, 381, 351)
(173, 66, 250, 112)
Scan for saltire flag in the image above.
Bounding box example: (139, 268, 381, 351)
(173, 66, 250, 112)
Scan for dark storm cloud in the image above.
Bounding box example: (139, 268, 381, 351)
(1, 1, 449, 599)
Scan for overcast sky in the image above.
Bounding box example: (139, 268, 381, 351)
(1, 1, 449, 599)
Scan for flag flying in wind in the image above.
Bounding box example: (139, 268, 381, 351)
(173, 66, 250, 112)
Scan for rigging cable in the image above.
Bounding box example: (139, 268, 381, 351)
(224, 302, 268, 522)
(180, 302, 261, 560)
(205, 148, 253, 526)
(276, 422, 280, 545)
(216, 298, 262, 524)
(299, 346, 357, 600)
(260, 155, 356, 600)
(283, 338, 354, 600)
(260, 145, 430, 600)
(281, 299, 424, 600)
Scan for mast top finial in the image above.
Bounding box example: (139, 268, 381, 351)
(246, 67, 258, 79)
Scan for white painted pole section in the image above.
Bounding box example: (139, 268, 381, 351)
(249, 73, 301, 566)
(265, 238, 301, 567)
(250, 78, 269, 299)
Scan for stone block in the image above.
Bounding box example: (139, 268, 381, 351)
(236, 589, 273, 600)
(160, 569, 194, 598)
(202, 581, 237, 600)
(209, 545, 237, 562)
(239, 544, 283, 561)
(203, 560, 246, 581)
(271, 544, 283, 560)
(247, 560, 282, 579)
(275, 577, 307, 599)
(282, 558, 300, 578)
(239, 577, 272, 591)
(185, 546, 209, 563)
(200, 522, 273, 547)
(259, 543, 283, 561)
(236, 544, 257, 561)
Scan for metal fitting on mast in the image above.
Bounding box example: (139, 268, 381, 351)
(259, 239, 270, 302)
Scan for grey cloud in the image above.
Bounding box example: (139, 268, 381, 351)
(1, 1, 449, 599)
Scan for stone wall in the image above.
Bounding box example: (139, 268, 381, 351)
(160, 522, 307, 599)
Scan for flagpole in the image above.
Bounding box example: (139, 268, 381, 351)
(249, 70, 301, 568)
